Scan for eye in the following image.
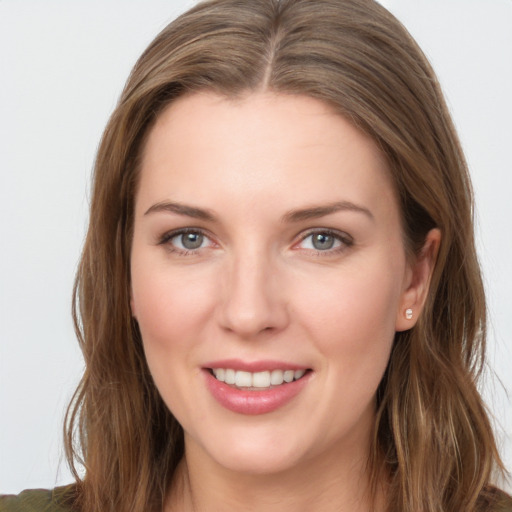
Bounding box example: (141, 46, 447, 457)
(174, 231, 206, 250)
(159, 229, 215, 254)
(296, 230, 352, 253)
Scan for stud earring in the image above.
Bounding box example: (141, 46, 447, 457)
(405, 308, 413, 320)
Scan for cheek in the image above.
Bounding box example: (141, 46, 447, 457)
(130, 259, 220, 419)
(130, 256, 217, 361)
(293, 255, 402, 378)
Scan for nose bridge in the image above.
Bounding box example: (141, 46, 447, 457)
(220, 242, 288, 337)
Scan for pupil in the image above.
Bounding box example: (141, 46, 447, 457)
(313, 233, 334, 250)
(182, 232, 203, 249)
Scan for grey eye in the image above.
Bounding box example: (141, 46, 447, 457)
(168, 231, 207, 251)
(311, 233, 335, 250)
(179, 232, 204, 250)
(297, 231, 346, 252)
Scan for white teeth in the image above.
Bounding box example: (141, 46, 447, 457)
(235, 370, 252, 387)
(225, 368, 236, 385)
(211, 368, 307, 388)
(252, 371, 271, 388)
(213, 368, 225, 381)
(294, 369, 305, 380)
(270, 369, 284, 385)
(283, 370, 294, 383)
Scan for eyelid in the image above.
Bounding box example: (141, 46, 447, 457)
(293, 228, 354, 254)
(158, 227, 217, 254)
(157, 226, 353, 256)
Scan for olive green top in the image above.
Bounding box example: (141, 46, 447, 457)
(2, 484, 512, 511)
(0, 486, 74, 512)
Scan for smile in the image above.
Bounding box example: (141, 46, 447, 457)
(211, 368, 307, 389)
(204, 363, 312, 415)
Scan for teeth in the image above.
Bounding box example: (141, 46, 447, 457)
(213, 368, 225, 381)
(283, 370, 294, 383)
(225, 368, 236, 385)
(252, 371, 271, 387)
(235, 370, 252, 387)
(270, 369, 284, 385)
(211, 368, 307, 388)
(294, 369, 305, 380)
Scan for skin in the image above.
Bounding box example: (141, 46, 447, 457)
(130, 92, 440, 511)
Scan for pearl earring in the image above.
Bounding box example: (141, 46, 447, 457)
(405, 308, 413, 320)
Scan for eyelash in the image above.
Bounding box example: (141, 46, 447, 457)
(158, 228, 215, 256)
(158, 228, 353, 257)
(296, 229, 353, 256)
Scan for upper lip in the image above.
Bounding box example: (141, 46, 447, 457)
(202, 358, 309, 373)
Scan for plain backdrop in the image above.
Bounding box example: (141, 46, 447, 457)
(1, 0, 511, 494)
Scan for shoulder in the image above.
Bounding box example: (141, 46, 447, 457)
(0, 485, 76, 512)
(479, 486, 512, 512)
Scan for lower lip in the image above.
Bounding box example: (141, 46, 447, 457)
(204, 370, 311, 415)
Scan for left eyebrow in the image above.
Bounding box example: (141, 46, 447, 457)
(282, 201, 374, 223)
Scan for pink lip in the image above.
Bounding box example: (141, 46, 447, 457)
(203, 358, 308, 372)
(203, 366, 312, 415)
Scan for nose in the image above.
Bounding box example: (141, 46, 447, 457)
(218, 248, 289, 339)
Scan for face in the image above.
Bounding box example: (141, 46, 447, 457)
(130, 92, 423, 476)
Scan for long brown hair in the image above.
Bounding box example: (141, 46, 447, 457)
(65, 1, 508, 510)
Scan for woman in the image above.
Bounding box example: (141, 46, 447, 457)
(1, 0, 510, 511)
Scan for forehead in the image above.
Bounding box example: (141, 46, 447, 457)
(136, 91, 398, 222)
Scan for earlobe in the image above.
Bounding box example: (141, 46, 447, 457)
(395, 228, 441, 332)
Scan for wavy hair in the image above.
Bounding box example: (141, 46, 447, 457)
(65, 0, 508, 510)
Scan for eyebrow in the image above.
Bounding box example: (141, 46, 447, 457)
(144, 201, 216, 221)
(282, 201, 374, 223)
(144, 199, 374, 223)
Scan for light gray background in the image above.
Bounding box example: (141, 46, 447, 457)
(1, 0, 511, 494)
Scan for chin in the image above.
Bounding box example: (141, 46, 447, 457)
(214, 448, 303, 476)
(188, 426, 311, 476)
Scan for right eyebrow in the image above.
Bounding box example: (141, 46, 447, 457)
(144, 201, 217, 222)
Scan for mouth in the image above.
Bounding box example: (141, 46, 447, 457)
(208, 368, 309, 390)
(203, 361, 312, 414)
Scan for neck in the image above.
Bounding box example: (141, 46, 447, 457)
(165, 434, 386, 512)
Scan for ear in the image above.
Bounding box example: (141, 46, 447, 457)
(395, 228, 441, 331)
